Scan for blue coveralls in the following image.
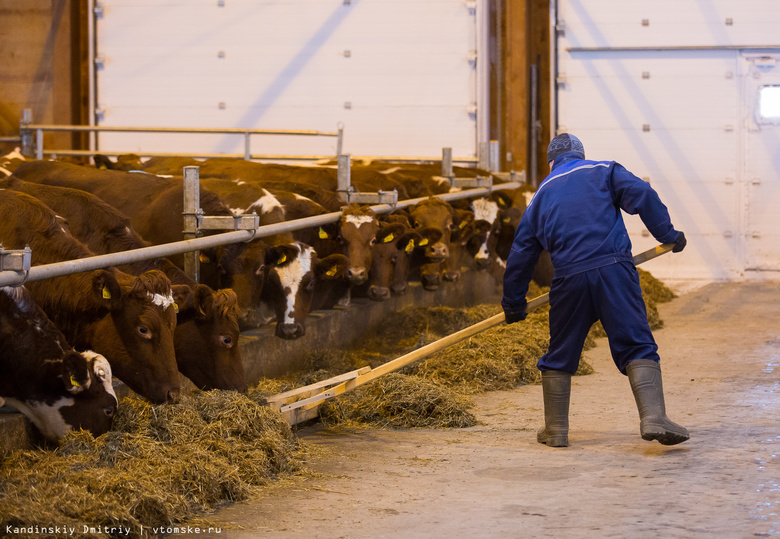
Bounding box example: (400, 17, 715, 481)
(501, 151, 682, 375)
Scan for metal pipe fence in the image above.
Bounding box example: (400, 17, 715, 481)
(0, 181, 523, 288)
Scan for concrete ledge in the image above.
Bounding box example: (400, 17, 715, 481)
(0, 269, 502, 452)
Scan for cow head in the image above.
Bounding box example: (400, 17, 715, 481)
(0, 286, 117, 442)
(173, 284, 247, 392)
(442, 209, 477, 282)
(262, 242, 349, 339)
(338, 204, 379, 285)
(409, 198, 455, 290)
(367, 221, 422, 300)
(89, 269, 180, 404)
(215, 240, 268, 330)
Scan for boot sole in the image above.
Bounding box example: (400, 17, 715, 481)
(537, 433, 569, 447)
(641, 427, 690, 446)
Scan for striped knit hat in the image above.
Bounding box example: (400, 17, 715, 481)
(546, 133, 585, 164)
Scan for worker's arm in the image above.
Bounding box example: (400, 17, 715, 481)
(502, 218, 543, 324)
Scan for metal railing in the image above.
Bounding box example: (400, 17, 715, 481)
(18, 109, 343, 162)
(0, 179, 524, 287)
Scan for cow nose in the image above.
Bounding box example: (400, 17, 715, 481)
(368, 286, 390, 301)
(277, 323, 305, 340)
(421, 273, 441, 291)
(443, 270, 461, 282)
(167, 388, 181, 404)
(475, 256, 490, 270)
(391, 283, 407, 296)
(347, 267, 367, 284)
(426, 243, 449, 261)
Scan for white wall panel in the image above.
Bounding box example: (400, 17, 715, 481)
(96, 0, 479, 159)
(557, 2, 779, 281)
(560, 0, 780, 49)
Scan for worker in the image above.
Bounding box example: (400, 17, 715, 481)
(502, 133, 689, 447)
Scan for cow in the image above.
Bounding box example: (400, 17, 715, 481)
(407, 197, 459, 290)
(0, 148, 25, 178)
(0, 189, 181, 404)
(355, 217, 422, 300)
(10, 160, 270, 330)
(0, 177, 248, 392)
(0, 285, 117, 442)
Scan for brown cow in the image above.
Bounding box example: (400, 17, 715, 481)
(408, 197, 457, 290)
(10, 160, 270, 329)
(0, 190, 181, 404)
(0, 177, 247, 392)
(0, 285, 117, 442)
(355, 218, 422, 300)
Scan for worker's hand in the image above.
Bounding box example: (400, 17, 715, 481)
(504, 311, 527, 325)
(673, 231, 687, 253)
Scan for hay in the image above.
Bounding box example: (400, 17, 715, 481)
(0, 392, 305, 537)
(319, 373, 476, 429)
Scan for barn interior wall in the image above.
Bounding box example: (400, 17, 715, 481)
(0, 0, 87, 154)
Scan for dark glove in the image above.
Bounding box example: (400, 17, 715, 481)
(504, 311, 527, 325)
(673, 231, 687, 253)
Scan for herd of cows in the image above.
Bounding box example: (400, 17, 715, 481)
(0, 149, 552, 444)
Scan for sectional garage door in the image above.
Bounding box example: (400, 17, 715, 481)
(93, 0, 487, 162)
(555, 1, 780, 281)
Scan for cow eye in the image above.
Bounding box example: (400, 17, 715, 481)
(105, 406, 115, 418)
(370, 238, 377, 246)
(306, 278, 316, 291)
(137, 326, 152, 340)
(219, 335, 233, 348)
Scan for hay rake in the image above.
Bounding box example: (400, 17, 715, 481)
(266, 243, 676, 425)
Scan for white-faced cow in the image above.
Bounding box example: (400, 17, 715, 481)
(0, 285, 117, 442)
(0, 190, 181, 404)
(0, 177, 248, 392)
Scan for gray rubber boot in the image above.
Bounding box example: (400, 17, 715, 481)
(537, 370, 572, 447)
(626, 359, 690, 446)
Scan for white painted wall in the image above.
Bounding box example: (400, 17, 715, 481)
(555, 1, 780, 281)
(94, 0, 484, 161)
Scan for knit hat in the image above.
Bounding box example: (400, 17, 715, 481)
(546, 133, 585, 164)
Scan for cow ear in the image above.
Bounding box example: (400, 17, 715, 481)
(454, 209, 475, 229)
(418, 227, 443, 246)
(397, 231, 422, 253)
(171, 284, 193, 316)
(92, 270, 122, 309)
(474, 220, 493, 234)
(492, 191, 513, 209)
(191, 284, 214, 320)
(377, 223, 405, 245)
(61, 351, 90, 394)
(316, 254, 349, 280)
(265, 244, 297, 267)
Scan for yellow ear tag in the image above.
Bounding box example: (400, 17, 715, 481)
(319, 227, 329, 239)
(277, 254, 287, 265)
(102, 286, 112, 300)
(325, 265, 338, 277)
(502, 217, 511, 223)
(419, 238, 429, 246)
(459, 221, 467, 229)
(405, 239, 415, 253)
(69, 375, 81, 388)
(199, 253, 211, 263)
(173, 303, 179, 313)
(383, 233, 394, 243)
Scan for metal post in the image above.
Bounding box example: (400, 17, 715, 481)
(489, 140, 500, 173)
(182, 166, 201, 282)
(442, 147, 454, 179)
(478, 141, 490, 170)
(244, 132, 251, 160)
(20, 109, 33, 157)
(336, 122, 344, 157)
(36, 129, 44, 160)
(337, 154, 351, 203)
(530, 63, 539, 187)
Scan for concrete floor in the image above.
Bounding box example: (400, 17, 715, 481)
(176, 281, 780, 538)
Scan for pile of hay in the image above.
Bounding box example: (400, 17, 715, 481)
(0, 391, 305, 537)
(319, 373, 476, 429)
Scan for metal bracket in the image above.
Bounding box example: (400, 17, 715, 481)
(449, 175, 493, 189)
(197, 213, 260, 231)
(340, 188, 398, 207)
(0, 246, 32, 273)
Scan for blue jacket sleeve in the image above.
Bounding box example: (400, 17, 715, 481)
(610, 163, 681, 244)
(501, 217, 543, 322)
